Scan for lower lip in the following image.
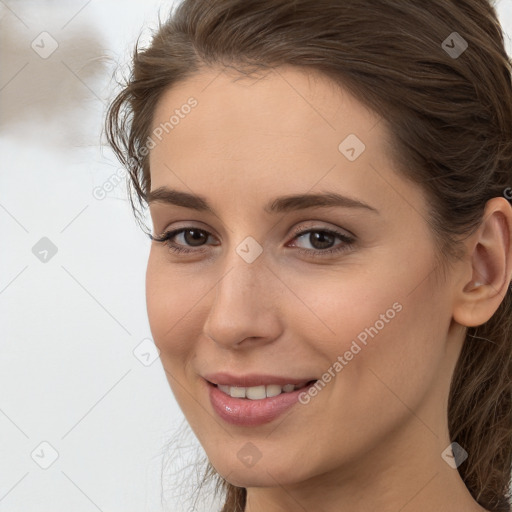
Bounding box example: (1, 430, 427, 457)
(206, 379, 316, 426)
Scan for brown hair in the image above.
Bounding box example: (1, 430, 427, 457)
(105, 0, 512, 510)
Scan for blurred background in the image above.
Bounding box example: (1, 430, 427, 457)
(0, 1, 511, 511)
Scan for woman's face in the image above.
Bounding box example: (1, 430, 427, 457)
(146, 66, 462, 488)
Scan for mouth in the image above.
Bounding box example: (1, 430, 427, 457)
(205, 377, 319, 426)
(208, 380, 318, 400)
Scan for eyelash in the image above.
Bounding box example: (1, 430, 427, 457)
(149, 225, 356, 258)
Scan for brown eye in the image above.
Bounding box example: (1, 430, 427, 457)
(181, 228, 209, 246)
(304, 231, 337, 250)
(150, 227, 215, 254)
(289, 227, 356, 258)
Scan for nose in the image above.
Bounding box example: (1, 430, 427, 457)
(202, 252, 284, 349)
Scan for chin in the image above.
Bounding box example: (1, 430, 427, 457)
(223, 469, 293, 488)
(210, 454, 311, 488)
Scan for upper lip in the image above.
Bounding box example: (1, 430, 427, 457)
(203, 372, 318, 387)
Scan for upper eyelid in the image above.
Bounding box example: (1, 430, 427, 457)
(155, 218, 355, 238)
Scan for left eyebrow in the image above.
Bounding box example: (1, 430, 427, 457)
(146, 187, 379, 215)
(266, 191, 379, 215)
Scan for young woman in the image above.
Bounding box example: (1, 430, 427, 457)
(105, 0, 512, 510)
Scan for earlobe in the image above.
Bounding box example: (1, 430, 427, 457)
(453, 197, 512, 328)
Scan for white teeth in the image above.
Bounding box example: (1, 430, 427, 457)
(246, 385, 266, 400)
(230, 386, 246, 398)
(216, 382, 309, 399)
(218, 384, 231, 395)
(265, 384, 282, 398)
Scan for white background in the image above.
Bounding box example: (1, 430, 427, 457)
(1, 1, 511, 511)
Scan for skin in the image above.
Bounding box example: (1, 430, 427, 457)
(145, 65, 512, 512)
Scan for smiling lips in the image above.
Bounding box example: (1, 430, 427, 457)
(204, 373, 318, 425)
(204, 372, 317, 399)
(216, 382, 313, 399)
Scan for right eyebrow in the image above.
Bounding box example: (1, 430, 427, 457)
(146, 187, 379, 215)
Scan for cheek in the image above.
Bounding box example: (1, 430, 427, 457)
(145, 253, 210, 415)
(275, 258, 450, 473)
(304, 258, 450, 431)
(368, 281, 451, 397)
(145, 251, 205, 359)
(289, 241, 449, 402)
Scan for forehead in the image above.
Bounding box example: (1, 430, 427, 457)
(147, 65, 410, 216)
(149, 65, 387, 167)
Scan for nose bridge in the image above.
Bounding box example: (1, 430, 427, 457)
(217, 228, 272, 300)
(203, 243, 282, 348)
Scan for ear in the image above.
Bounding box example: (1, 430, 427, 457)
(453, 197, 512, 328)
